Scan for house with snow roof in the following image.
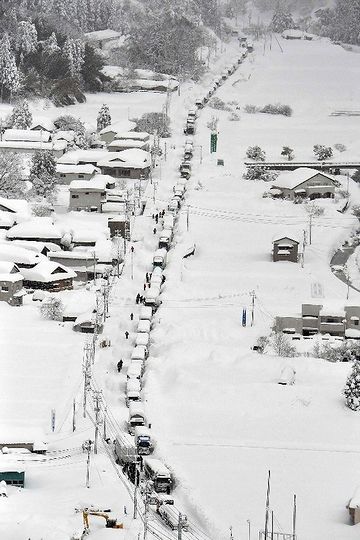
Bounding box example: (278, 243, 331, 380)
(84, 29, 123, 50)
(107, 138, 149, 152)
(56, 164, 99, 185)
(48, 250, 98, 281)
(57, 149, 109, 166)
(0, 212, 16, 230)
(0, 128, 67, 157)
(99, 121, 137, 144)
(271, 168, 337, 201)
(20, 260, 76, 292)
(0, 243, 45, 268)
(0, 261, 25, 306)
(276, 302, 360, 338)
(6, 218, 63, 245)
(97, 149, 151, 179)
(0, 197, 30, 216)
(69, 178, 107, 212)
(30, 119, 54, 133)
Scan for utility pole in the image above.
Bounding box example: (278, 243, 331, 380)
(301, 229, 306, 268)
(187, 205, 190, 232)
(250, 290, 255, 326)
(347, 171, 350, 198)
(178, 513, 184, 540)
(133, 464, 138, 519)
(309, 213, 313, 245)
(164, 141, 167, 161)
(82, 342, 93, 418)
(72, 398, 76, 432)
(103, 406, 107, 440)
(83, 439, 93, 488)
(93, 251, 97, 285)
(93, 390, 102, 454)
(292, 494, 297, 540)
(131, 246, 135, 280)
(102, 283, 110, 321)
(143, 482, 151, 540)
(246, 519, 251, 540)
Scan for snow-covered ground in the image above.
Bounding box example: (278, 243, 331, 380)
(3, 34, 360, 540)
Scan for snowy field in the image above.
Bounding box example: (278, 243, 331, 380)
(144, 37, 360, 540)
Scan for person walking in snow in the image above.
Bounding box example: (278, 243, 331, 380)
(136, 293, 140, 304)
(125, 331, 129, 340)
(130, 312, 134, 321)
(143, 283, 147, 291)
(153, 227, 157, 235)
(117, 359, 123, 372)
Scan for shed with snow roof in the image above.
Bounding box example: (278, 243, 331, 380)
(271, 168, 337, 201)
(0, 468, 25, 487)
(272, 235, 300, 263)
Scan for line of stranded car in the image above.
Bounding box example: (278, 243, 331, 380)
(114, 46, 251, 532)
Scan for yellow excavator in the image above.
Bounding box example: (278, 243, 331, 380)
(82, 509, 124, 533)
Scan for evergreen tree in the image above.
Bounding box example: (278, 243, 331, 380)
(271, 4, 295, 33)
(30, 150, 58, 202)
(97, 104, 111, 132)
(9, 99, 32, 129)
(63, 37, 85, 79)
(281, 146, 294, 160)
(344, 359, 360, 410)
(313, 145, 333, 161)
(16, 20, 38, 56)
(0, 34, 20, 101)
(42, 33, 60, 56)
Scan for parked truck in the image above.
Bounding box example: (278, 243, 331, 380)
(128, 403, 146, 435)
(158, 505, 188, 531)
(134, 426, 153, 455)
(114, 433, 139, 466)
(143, 457, 173, 493)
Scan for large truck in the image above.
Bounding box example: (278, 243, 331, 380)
(125, 379, 141, 406)
(134, 426, 153, 455)
(143, 457, 173, 493)
(114, 433, 139, 466)
(153, 249, 167, 270)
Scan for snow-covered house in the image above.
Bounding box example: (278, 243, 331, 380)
(57, 149, 108, 166)
(272, 234, 301, 263)
(0, 197, 30, 217)
(11, 240, 60, 256)
(21, 260, 75, 291)
(276, 303, 360, 337)
(107, 139, 149, 152)
(69, 178, 107, 212)
(84, 29, 123, 50)
(0, 261, 25, 306)
(97, 149, 151, 179)
(271, 168, 337, 201)
(0, 129, 67, 157)
(6, 218, 63, 245)
(52, 130, 75, 144)
(30, 119, 54, 133)
(0, 212, 16, 230)
(48, 251, 97, 281)
(0, 244, 44, 268)
(56, 164, 99, 185)
(99, 121, 137, 144)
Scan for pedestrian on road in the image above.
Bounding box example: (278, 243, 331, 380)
(145, 272, 149, 283)
(130, 313, 134, 321)
(125, 331, 129, 340)
(152, 214, 155, 219)
(155, 214, 159, 224)
(153, 227, 157, 235)
(148, 283, 151, 288)
(136, 293, 140, 304)
(117, 359, 123, 372)
(143, 283, 147, 291)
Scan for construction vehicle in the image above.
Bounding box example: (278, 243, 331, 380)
(82, 509, 124, 532)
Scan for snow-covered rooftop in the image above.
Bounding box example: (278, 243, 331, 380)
(0, 243, 45, 265)
(273, 168, 336, 190)
(69, 178, 107, 191)
(0, 211, 16, 228)
(3, 129, 51, 143)
(12, 240, 61, 253)
(97, 149, 150, 168)
(0, 197, 30, 215)
(0, 261, 20, 274)
(108, 139, 148, 150)
(57, 149, 108, 165)
(114, 131, 150, 141)
(30, 118, 54, 132)
(99, 120, 137, 136)
(52, 130, 75, 143)
(21, 260, 76, 283)
(56, 164, 99, 175)
(84, 29, 122, 41)
(7, 218, 62, 240)
(0, 140, 67, 151)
